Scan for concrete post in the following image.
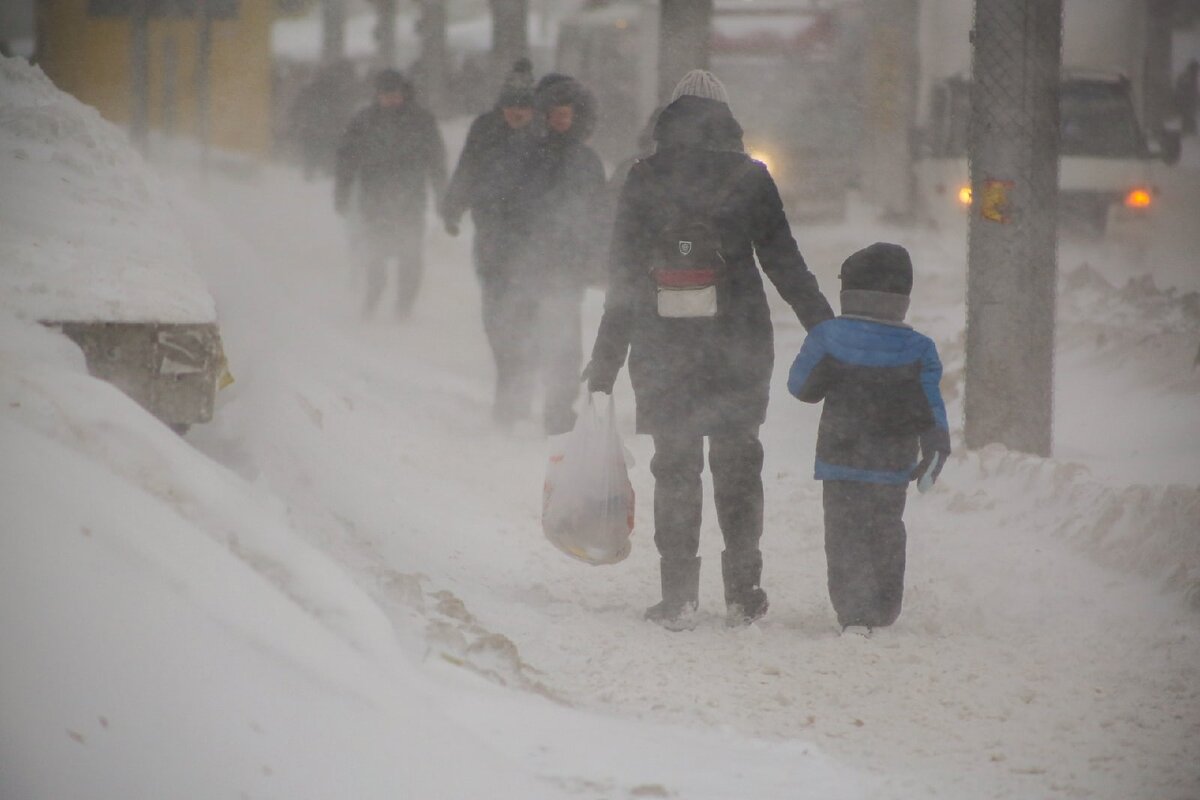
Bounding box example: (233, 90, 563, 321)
(964, 0, 1063, 456)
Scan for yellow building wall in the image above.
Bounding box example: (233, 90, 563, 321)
(37, 0, 273, 156)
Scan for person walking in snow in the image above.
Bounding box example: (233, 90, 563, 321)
(335, 69, 446, 319)
(787, 243, 950, 638)
(491, 73, 606, 435)
(585, 70, 834, 631)
(441, 59, 540, 426)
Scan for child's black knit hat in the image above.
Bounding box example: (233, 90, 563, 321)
(838, 242, 914, 296)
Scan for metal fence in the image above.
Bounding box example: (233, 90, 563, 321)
(964, 0, 1063, 457)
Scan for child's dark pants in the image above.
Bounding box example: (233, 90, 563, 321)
(822, 480, 908, 628)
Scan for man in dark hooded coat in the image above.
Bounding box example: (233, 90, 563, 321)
(335, 69, 446, 318)
(496, 74, 606, 434)
(585, 70, 833, 630)
(441, 59, 539, 424)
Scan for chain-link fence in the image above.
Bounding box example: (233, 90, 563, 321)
(964, 0, 1063, 457)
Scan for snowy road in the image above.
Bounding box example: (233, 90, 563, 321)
(169, 147, 1200, 800)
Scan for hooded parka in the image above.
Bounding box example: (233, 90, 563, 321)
(334, 73, 446, 316)
(517, 76, 607, 291)
(589, 95, 833, 435)
(441, 108, 537, 274)
(442, 60, 538, 280)
(334, 76, 446, 227)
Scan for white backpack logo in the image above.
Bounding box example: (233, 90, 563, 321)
(678, 241, 693, 256)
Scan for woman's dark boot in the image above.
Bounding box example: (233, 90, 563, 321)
(722, 549, 769, 627)
(644, 556, 701, 631)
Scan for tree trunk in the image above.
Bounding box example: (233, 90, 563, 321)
(375, 0, 399, 69)
(658, 0, 713, 103)
(129, 0, 150, 153)
(861, 0, 919, 222)
(321, 0, 347, 63)
(416, 0, 449, 113)
(490, 0, 529, 76)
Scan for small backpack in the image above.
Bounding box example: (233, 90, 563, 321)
(651, 159, 756, 319)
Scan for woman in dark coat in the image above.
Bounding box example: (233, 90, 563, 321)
(586, 70, 833, 630)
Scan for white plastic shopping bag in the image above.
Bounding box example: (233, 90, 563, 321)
(542, 394, 635, 565)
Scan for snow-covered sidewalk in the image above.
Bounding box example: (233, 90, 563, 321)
(3, 55, 1198, 797)
(172, 153, 1199, 798)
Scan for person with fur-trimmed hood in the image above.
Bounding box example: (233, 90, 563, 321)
(335, 69, 446, 318)
(441, 59, 540, 425)
(787, 242, 951, 638)
(504, 73, 606, 435)
(585, 70, 833, 630)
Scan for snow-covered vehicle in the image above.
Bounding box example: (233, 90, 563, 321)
(50, 321, 226, 433)
(914, 0, 1178, 239)
(0, 56, 227, 433)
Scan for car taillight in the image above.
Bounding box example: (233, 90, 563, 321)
(957, 185, 973, 206)
(1124, 188, 1152, 209)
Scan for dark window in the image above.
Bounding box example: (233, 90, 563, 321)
(1060, 79, 1146, 157)
(927, 76, 1146, 158)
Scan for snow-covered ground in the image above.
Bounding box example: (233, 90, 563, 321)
(0, 59, 213, 324)
(2, 56, 1199, 798)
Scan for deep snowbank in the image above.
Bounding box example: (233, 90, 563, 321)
(931, 264, 1200, 602)
(940, 444, 1200, 606)
(0, 310, 552, 798)
(0, 301, 868, 799)
(0, 56, 213, 323)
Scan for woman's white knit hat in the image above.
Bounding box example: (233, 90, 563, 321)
(670, 69, 729, 104)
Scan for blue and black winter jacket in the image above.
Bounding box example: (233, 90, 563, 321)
(787, 317, 948, 484)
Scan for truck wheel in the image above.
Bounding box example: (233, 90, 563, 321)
(169, 423, 191, 436)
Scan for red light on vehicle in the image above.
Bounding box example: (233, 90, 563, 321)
(1124, 188, 1152, 209)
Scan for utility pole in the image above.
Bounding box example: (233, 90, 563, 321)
(964, 0, 1063, 456)
(658, 0, 713, 103)
(490, 0, 529, 75)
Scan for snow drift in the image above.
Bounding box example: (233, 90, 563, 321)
(0, 56, 213, 324)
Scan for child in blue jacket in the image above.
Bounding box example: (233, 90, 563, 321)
(787, 243, 950, 637)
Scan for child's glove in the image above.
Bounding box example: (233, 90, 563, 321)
(911, 427, 951, 492)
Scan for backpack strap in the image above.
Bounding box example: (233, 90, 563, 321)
(704, 156, 759, 218)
